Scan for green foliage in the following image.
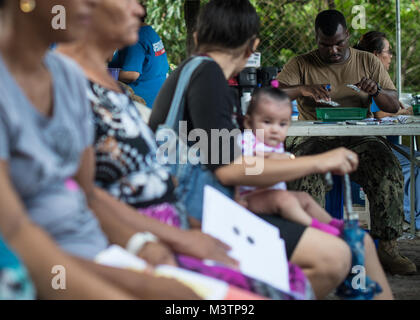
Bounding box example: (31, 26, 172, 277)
(145, 0, 420, 92)
(146, 0, 186, 66)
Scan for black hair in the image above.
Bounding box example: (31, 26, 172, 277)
(315, 10, 347, 36)
(247, 87, 291, 116)
(0, 0, 4, 8)
(196, 0, 260, 51)
(354, 31, 387, 54)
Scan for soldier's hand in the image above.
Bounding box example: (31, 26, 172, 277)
(355, 77, 379, 96)
(300, 84, 331, 101)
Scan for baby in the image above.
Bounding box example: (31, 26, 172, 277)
(237, 87, 343, 236)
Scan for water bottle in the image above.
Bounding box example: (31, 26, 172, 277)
(359, 187, 366, 201)
(291, 100, 299, 121)
(241, 92, 252, 115)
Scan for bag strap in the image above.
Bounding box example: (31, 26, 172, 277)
(164, 56, 213, 129)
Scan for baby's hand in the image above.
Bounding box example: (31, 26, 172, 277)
(234, 187, 248, 208)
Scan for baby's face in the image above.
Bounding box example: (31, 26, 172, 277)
(247, 97, 292, 147)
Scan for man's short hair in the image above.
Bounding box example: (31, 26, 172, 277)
(315, 10, 347, 36)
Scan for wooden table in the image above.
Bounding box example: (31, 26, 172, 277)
(288, 117, 420, 236)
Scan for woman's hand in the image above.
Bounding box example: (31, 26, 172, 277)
(138, 241, 178, 267)
(397, 106, 413, 116)
(172, 230, 239, 268)
(314, 147, 359, 175)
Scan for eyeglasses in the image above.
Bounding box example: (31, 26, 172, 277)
(383, 49, 394, 55)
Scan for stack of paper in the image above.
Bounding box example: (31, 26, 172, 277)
(202, 186, 291, 294)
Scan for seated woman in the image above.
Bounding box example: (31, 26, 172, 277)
(354, 31, 412, 120)
(149, 0, 394, 299)
(355, 31, 420, 231)
(58, 0, 314, 300)
(0, 0, 201, 300)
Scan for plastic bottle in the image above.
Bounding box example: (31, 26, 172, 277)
(359, 187, 366, 201)
(241, 92, 252, 115)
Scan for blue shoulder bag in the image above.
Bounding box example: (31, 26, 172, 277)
(156, 56, 234, 221)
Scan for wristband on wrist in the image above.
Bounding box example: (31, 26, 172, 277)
(285, 152, 296, 160)
(126, 232, 158, 256)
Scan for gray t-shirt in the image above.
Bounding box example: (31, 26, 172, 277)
(0, 51, 109, 260)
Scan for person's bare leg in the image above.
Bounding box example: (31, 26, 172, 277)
(72, 256, 201, 300)
(363, 234, 394, 300)
(289, 228, 352, 299)
(245, 190, 313, 226)
(291, 191, 333, 223)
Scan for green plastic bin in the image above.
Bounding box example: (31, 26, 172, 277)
(316, 107, 368, 122)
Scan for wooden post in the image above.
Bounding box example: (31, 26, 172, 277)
(327, 0, 335, 9)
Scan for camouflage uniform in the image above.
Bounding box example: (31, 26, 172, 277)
(285, 136, 404, 241)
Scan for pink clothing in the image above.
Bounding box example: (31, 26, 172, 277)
(239, 131, 287, 195)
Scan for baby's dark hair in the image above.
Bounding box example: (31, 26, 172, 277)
(246, 87, 291, 116)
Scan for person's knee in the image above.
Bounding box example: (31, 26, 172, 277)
(316, 238, 352, 285)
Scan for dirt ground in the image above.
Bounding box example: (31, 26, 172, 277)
(354, 206, 420, 299)
(387, 236, 420, 300)
(326, 229, 420, 300)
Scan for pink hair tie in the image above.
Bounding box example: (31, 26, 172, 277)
(270, 79, 279, 88)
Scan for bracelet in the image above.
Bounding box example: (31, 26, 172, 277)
(285, 152, 296, 160)
(126, 232, 158, 256)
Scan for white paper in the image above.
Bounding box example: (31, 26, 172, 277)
(202, 186, 290, 293)
(95, 245, 229, 300)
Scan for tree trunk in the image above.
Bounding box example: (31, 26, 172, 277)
(327, 0, 335, 9)
(184, 0, 201, 56)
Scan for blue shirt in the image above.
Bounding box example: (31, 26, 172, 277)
(110, 26, 169, 108)
(370, 100, 399, 143)
(0, 51, 109, 260)
(371, 99, 380, 113)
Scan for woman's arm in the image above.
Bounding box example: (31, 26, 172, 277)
(118, 71, 140, 84)
(215, 147, 359, 187)
(0, 161, 134, 300)
(374, 106, 413, 119)
(75, 148, 237, 267)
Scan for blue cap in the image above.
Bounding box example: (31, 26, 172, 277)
(326, 84, 331, 91)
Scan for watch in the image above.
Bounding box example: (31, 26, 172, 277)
(371, 82, 382, 97)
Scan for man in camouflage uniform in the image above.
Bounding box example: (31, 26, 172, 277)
(278, 10, 416, 275)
